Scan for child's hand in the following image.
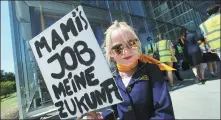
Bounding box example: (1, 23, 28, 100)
(87, 111, 103, 120)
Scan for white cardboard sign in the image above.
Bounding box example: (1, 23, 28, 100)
(29, 5, 123, 119)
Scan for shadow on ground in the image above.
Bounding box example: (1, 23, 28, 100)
(168, 62, 220, 92)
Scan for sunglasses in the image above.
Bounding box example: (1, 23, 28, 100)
(111, 39, 139, 55)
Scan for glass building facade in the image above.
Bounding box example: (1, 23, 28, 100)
(8, 0, 216, 119)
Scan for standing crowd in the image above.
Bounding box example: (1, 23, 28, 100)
(146, 4, 220, 88)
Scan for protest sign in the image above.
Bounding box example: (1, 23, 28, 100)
(29, 5, 123, 119)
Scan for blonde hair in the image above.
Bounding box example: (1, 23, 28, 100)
(103, 20, 140, 64)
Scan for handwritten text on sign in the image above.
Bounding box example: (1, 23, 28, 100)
(29, 6, 123, 119)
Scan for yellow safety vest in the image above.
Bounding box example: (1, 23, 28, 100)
(199, 13, 220, 50)
(156, 40, 173, 62)
(172, 48, 178, 62)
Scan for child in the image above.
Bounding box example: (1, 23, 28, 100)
(85, 21, 175, 120)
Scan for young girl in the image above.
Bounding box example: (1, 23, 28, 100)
(83, 21, 175, 120)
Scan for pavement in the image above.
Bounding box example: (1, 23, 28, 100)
(168, 62, 220, 119)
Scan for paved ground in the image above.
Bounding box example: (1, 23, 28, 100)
(169, 62, 220, 119)
(170, 79, 220, 119)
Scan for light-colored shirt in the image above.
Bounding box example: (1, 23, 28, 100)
(199, 43, 211, 53)
(122, 76, 131, 87)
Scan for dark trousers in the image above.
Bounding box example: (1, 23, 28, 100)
(173, 62, 183, 81)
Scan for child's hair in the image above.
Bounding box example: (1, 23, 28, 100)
(103, 20, 140, 64)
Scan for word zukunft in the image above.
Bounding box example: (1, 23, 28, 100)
(53, 66, 122, 118)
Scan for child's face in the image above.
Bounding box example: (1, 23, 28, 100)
(109, 29, 140, 66)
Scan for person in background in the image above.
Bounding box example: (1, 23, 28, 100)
(155, 33, 175, 87)
(199, 4, 220, 59)
(145, 37, 154, 57)
(180, 28, 205, 84)
(171, 41, 184, 82)
(85, 21, 175, 120)
(198, 37, 220, 79)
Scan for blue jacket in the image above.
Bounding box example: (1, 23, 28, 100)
(102, 60, 175, 120)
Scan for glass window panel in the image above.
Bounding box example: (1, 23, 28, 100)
(181, 15, 186, 25)
(44, 15, 60, 28)
(154, 7, 162, 17)
(153, 9, 158, 18)
(147, 19, 157, 30)
(186, 4, 191, 10)
(169, 30, 175, 40)
(158, 7, 162, 16)
(128, 1, 144, 16)
(172, 19, 177, 25)
(190, 10, 195, 22)
(115, 1, 129, 13)
(164, 12, 172, 21)
(108, 1, 116, 9)
(176, 16, 181, 25)
(167, 24, 173, 31)
(83, 6, 110, 22)
(183, 13, 187, 24)
(182, 15, 186, 25)
(111, 12, 123, 21)
(175, 1, 181, 6)
(122, 14, 132, 25)
(183, 3, 187, 12)
(159, 0, 165, 5)
(159, 15, 165, 21)
(175, 17, 180, 25)
(169, 30, 175, 41)
(145, 20, 153, 32)
(165, 32, 171, 40)
(175, 6, 180, 15)
(159, 24, 167, 33)
(187, 11, 192, 22)
(98, 0, 107, 8)
(167, 1, 173, 9)
(152, 28, 159, 39)
(170, 9, 175, 18)
(157, 21, 164, 27)
(160, 2, 167, 12)
(25, 8, 66, 112)
(172, 1, 177, 7)
(143, 2, 154, 18)
(130, 17, 148, 44)
(180, 4, 184, 14)
(90, 22, 103, 46)
(173, 28, 178, 39)
(151, 1, 158, 9)
(80, 0, 97, 5)
(156, 0, 160, 7)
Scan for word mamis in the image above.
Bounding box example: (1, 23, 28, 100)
(53, 77, 123, 118)
(34, 8, 88, 59)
